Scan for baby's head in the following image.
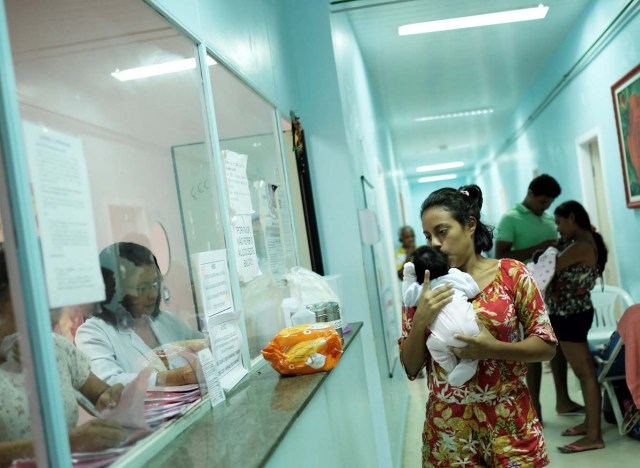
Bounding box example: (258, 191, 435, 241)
(411, 246, 449, 284)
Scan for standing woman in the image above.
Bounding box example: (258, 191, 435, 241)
(399, 185, 557, 466)
(545, 201, 608, 454)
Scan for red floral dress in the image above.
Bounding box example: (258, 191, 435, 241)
(399, 259, 557, 467)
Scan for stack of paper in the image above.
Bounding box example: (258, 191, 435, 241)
(145, 384, 201, 427)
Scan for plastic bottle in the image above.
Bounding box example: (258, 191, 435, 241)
(281, 297, 300, 328)
(291, 304, 316, 326)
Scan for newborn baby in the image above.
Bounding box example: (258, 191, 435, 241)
(403, 246, 481, 386)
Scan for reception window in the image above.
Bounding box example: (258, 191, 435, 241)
(0, 0, 307, 464)
(208, 59, 299, 360)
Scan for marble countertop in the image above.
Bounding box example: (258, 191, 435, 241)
(115, 322, 363, 468)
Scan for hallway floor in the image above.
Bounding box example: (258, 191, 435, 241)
(402, 369, 640, 467)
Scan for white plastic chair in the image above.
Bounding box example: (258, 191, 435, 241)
(588, 285, 634, 349)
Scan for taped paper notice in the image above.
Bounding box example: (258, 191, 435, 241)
(23, 122, 104, 308)
(231, 215, 260, 283)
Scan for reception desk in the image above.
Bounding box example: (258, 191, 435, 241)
(113, 322, 377, 467)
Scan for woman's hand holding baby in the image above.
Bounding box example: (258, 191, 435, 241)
(450, 322, 500, 360)
(414, 271, 454, 331)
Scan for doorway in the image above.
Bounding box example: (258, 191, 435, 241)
(575, 130, 619, 286)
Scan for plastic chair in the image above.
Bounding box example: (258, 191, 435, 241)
(594, 332, 628, 434)
(595, 305, 640, 435)
(587, 285, 634, 350)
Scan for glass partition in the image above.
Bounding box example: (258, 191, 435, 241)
(208, 59, 298, 359)
(3, 0, 224, 464)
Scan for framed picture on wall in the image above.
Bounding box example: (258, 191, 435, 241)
(612, 63, 640, 208)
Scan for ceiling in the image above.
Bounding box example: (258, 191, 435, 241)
(330, 0, 592, 180)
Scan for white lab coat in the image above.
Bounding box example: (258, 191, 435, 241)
(75, 311, 202, 385)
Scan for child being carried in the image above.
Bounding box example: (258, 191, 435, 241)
(402, 246, 481, 386)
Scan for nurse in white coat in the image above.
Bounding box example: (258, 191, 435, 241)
(76, 242, 203, 386)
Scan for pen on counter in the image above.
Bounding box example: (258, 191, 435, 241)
(75, 390, 103, 418)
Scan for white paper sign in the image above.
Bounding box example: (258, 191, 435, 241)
(357, 209, 380, 245)
(223, 150, 253, 215)
(256, 181, 285, 285)
(231, 215, 260, 283)
(192, 249, 233, 322)
(22, 122, 104, 308)
(197, 348, 226, 408)
(207, 311, 247, 391)
(276, 188, 296, 261)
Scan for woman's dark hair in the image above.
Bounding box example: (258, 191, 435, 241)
(419, 184, 494, 254)
(97, 242, 161, 326)
(554, 200, 608, 275)
(412, 246, 449, 284)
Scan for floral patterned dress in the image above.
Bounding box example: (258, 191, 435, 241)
(399, 259, 557, 467)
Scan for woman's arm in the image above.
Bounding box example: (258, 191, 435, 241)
(0, 439, 34, 468)
(78, 372, 124, 411)
(0, 420, 125, 467)
(156, 364, 197, 386)
(451, 326, 556, 362)
(555, 240, 595, 272)
(75, 320, 140, 386)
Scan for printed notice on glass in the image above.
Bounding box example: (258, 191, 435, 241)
(192, 250, 233, 322)
(230, 215, 260, 283)
(276, 188, 296, 261)
(22, 122, 104, 308)
(197, 348, 226, 408)
(207, 310, 247, 391)
(256, 181, 285, 285)
(222, 150, 253, 215)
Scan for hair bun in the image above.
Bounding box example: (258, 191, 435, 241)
(459, 184, 483, 211)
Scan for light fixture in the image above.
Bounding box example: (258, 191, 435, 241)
(418, 174, 458, 183)
(111, 56, 217, 82)
(417, 161, 464, 173)
(420, 144, 472, 155)
(399, 4, 549, 36)
(415, 108, 493, 122)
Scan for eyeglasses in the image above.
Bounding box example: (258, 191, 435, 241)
(129, 279, 161, 296)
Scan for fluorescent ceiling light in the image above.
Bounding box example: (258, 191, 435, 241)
(415, 108, 493, 122)
(399, 4, 549, 36)
(417, 161, 464, 173)
(418, 174, 458, 183)
(111, 56, 216, 82)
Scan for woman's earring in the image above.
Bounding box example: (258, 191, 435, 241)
(161, 285, 171, 305)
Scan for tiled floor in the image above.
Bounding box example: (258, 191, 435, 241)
(402, 369, 640, 467)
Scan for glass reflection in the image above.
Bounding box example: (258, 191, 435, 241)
(76, 243, 205, 386)
(0, 244, 126, 465)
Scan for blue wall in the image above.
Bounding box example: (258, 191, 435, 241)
(330, 12, 409, 465)
(473, 0, 640, 301)
(405, 2, 640, 276)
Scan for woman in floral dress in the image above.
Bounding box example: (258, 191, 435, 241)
(545, 200, 608, 454)
(399, 185, 557, 467)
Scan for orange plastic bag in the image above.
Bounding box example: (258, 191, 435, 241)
(262, 323, 343, 375)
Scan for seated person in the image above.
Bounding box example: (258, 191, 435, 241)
(0, 245, 125, 466)
(76, 242, 204, 387)
(402, 246, 481, 386)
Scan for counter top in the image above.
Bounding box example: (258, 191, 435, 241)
(113, 322, 363, 468)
